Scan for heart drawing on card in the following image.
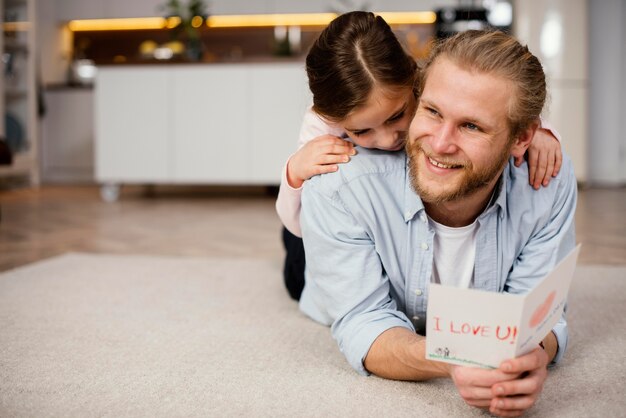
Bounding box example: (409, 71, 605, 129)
(529, 290, 556, 328)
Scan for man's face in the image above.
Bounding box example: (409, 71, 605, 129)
(407, 57, 514, 204)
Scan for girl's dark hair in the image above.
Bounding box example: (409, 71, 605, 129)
(306, 11, 418, 122)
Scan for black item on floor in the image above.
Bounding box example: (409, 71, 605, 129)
(282, 227, 306, 301)
(0, 137, 13, 165)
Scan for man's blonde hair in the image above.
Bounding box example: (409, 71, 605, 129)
(419, 30, 546, 141)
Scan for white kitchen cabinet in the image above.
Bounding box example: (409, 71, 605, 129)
(95, 67, 170, 183)
(171, 65, 249, 182)
(41, 88, 94, 183)
(95, 62, 311, 199)
(248, 63, 309, 183)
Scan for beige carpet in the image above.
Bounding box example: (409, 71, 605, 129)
(0, 253, 624, 417)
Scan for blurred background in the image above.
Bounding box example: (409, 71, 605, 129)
(0, 0, 624, 270)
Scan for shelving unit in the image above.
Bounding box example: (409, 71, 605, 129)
(0, 0, 39, 186)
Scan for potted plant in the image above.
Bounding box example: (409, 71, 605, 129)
(161, 0, 209, 61)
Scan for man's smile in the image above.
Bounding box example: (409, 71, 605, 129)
(427, 156, 463, 170)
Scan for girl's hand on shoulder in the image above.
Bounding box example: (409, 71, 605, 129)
(286, 135, 356, 189)
(516, 128, 562, 190)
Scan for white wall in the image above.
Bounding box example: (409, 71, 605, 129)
(514, 0, 588, 183)
(588, 0, 626, 185)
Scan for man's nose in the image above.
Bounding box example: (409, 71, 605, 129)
(431, 122, 458, 154)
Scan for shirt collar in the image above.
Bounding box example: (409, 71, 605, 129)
(488, 161, 511, 220)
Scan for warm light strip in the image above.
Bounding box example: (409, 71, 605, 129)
(377, 11, 437, 25)
(3, 21, 31, 31)
(68, 17, 181, 31)
(67, 12, 436, 32)
(207, 13, 337, 28)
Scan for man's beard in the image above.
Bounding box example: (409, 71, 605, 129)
(407, 139, 511, 204)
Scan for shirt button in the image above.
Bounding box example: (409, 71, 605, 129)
(421, 242, 429, 250)
(405, 211, 412, 219)
(412, 315, 420, 321)
(420, 214, 427, 223)
(415, 289, 423, 296)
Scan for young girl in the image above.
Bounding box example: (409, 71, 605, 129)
(276, 11, 562, 300)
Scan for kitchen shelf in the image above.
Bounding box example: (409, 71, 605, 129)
(1, 0, 38, 186)
(0, 152, 33, 175)
(4, 89, 27, 98)
(3, 40, 28, 51)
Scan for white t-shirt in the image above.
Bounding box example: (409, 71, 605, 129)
(428, 216, 479, 288)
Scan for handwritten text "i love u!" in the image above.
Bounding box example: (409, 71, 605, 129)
(431, 317, 518, 344)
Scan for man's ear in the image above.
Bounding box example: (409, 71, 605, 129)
(510, 120, 540, 159)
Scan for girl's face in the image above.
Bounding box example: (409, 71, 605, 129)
(339, 86, 416, 151)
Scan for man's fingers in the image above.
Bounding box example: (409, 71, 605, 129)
(492, 371, 544, 398)
(499, 348, 546, 374)
(452, 366, 516, 388)
(491, 394, 538, 414)
(457, 386, 494, 404)
(464, 398, 492, 408)
(489, 405, 527, 418)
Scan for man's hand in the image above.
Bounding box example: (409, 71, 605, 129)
(286, 135, 355, 189)
(515, 128, 562, 190)
(449, 364, 518, 409)
(488, 347, 550, 417)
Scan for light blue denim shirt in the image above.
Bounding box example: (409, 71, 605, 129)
(299, 147, 577, 375)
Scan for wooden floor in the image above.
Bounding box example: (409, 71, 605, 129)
(1, 185, 625, 272)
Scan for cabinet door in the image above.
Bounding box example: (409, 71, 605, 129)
(42, 89, 94, 183)
(95, 67, 170, 182)
(171, 65, 249, 182)
(248, 63, 311, 184)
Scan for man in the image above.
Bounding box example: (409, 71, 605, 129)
(299, 30, 577, 417)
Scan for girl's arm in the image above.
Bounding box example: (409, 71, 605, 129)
(276, 108, 350, 237)
(515, 118, 563, 189)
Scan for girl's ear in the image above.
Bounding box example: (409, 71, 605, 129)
(510, 120, 539, 159)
